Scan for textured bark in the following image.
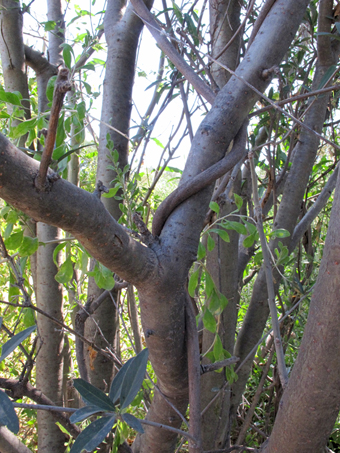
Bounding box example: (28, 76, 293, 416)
(85, 0, 152, 388)
(209, 0, 241, 89)
(0, 426, 33, 453)
(36, 224, 65, 453)
(35, 2, 66, 451)
(232, 0, 337, 417)
(262, 158, 340, 453)
(201, 4, 242, 445)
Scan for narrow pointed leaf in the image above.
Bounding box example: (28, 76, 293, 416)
(120, 348, 149, 410)
(0, 325, 36, 362)
(73, 379, 116, 411)
(109, 357, 134, 404)
(0, 390, 19, 434)
(69, 415, 116, 453)
(122, 413, 144, 433)
(69, 405, 104, 423)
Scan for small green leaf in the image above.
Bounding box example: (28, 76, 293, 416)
(69, 415, 116, 453)
(4, 231, 23, 250)
(213, 334, 224, 362)
(0, 91, 22, 106)
(224, 220, 247, 235)
(210, 228, 230, 243)
(56, 113, 66, 147)
(94, 264, 115, 290)
(19, 236, 39, 257)
(234, 193, 243, 210)
(46, 76, 57, 102)
(203, 309, 216, 333)
(207, 234, 215, 252)
(62, 44, 74, 69)
(0, 390, 19, 434)
(209, 289, 221, 314)
(243, 232, 256, 248)
(10, 118, 37, 139)
(23, 308, 35, 327)
(6, 210, 18, 224)
(269, 228, 290, 239)
(188, 269, 199, 297)
(197, 242, 206, 261)
(209, 201, 220, 215)
(55, 256, 74, 284)
(76, 101, 86, 120)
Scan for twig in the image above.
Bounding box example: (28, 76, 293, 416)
(35, 68, 72, 190)
(248, 151, 288, 389)
(139, 419, 196, 442)
(200, 356, 239, 374)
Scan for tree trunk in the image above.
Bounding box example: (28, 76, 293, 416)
(262, 151, 340, 453)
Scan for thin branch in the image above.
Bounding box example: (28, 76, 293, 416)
(200, 356, 239, 374)
(210, 57, 340, 153)
(291, 166, 338, 251)
(249, 83, 340, 118)
(248, 150, 288, 388)
(35, 68, 72, 190)
(129, 0, 215, 104)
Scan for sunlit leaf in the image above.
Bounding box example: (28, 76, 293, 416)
(188, 269, 199, 297)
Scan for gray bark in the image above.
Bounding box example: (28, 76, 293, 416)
(232, 0, 338, 419)
(0, 426, 33, 453)
(262, 149, 340, 453)
(36, 224, 65, 453)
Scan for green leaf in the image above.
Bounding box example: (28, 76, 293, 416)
(188, 269, 199, 297)
(207, 234, 215, 252)
(203, 309, 216, 333)
(109, 357, 134, 404)
(42, 20, 56, 31)
(70, 405, 104, 423)
(234, 193, 243, 210)
(197, 242, 206, 261)
(243, 232, 256, 248)
(76, 101, 86, 120)
(5, 230, 23, 250)
(209, 289, 221, 315)
(224, 221, 247, 235)
(0, 91, 21, 106)
(56, 113, 66, 147)
(219, 293, 228, 311)
(55, 256, 74, 284)
(209, 201, 220, 215)
(122, 413, 144, 433)
(19, 236, 39, 257)
(269, 228, 290, 239)
(120, 348, 149, 410)
(52, 242, 67, 266)
(6, 210, 18, 224)
(46, 76, 57, 102)
(172, 1, 184, 23)
(0, 325, 36, 362)
(244, 220, 257, 235)
(52, 144, 67, 161)
(205, 273, 215, 298)
(0, 390, 19, 434)
(23, 308, 35, 327)
(69, 415, 116, 453)
(62, 43, 74, 69)
(213, 334, 224, 362)
(73, 379, 116, 411)
(94, 264, 115, 290)
(10, 118, 37, 139)
(210, 228, 230, 243)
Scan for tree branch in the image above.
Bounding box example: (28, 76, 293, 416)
(35, 68, 72, 190)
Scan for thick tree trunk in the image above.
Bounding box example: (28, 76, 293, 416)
(232, 0, 338, 418)
(262, 156, 340, 453)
